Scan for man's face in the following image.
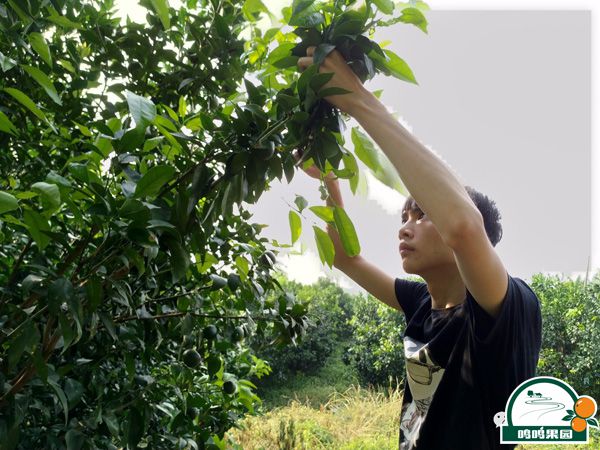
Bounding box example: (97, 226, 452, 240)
(398, 207, 456, 276)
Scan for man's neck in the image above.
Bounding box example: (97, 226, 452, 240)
(422, 266, 467, 310)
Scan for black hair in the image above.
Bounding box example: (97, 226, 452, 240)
(401, 186, 503, 247)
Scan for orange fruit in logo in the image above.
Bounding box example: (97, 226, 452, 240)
(571, 417, 587, 433)
(574, 396, 596, 419)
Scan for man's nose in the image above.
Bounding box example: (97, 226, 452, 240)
(399, 225, 412, 240)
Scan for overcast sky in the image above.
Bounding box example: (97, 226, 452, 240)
(114, 1, 595, 294)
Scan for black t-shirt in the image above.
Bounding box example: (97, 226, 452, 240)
(395, 273, 542, 449)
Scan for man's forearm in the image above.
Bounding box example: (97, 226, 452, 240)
(350, 90, 481, 242)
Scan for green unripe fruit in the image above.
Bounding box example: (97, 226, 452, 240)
(227, 273, 242, 291)
(223, 380, 237, 395)
(232, 326, 244, 342)
(259, 250, 277, 268)
(203, 325, 218, 340)
(254, 141, 275, 160)
(182, 349, 202, 368)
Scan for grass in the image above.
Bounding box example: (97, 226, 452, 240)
(227, 384, 402, 450)
(226, 347, 599, 449)
(254, 345, 361, 410)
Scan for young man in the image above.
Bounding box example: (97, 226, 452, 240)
(296, 47, 542, 449)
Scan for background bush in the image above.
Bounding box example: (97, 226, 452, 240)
(251, 276, 354, 382)
(342, 291, 406, 388)
(532, 272, 600, 402)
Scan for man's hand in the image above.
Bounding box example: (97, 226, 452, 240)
(297, 46, 369, 116)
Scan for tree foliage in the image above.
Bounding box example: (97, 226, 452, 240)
(0, 0, 428, 447)
(343, 288, 407, 387)
(251, 277, 354, 381)
(532, 272, 600, 403)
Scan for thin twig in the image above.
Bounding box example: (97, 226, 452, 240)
(113, 311, 267, 323)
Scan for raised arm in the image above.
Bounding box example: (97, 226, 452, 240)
(293, 155, 403, 313)
(297, 46, 509, 318)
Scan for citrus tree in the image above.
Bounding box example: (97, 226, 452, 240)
(0, 0, 428, 447)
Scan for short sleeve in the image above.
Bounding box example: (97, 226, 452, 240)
(394, 277, 429, 323)
(466, 274, 542, 364)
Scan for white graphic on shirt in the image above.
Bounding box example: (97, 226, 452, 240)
(400, 336, 445, 449)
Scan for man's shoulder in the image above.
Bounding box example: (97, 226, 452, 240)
(508, 275, 541, 307)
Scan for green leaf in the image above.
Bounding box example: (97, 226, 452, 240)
(47, 376, 70, 424)
(373, 0, 395, 14)
(271, 55, 299, 69)
(309, 205, 334, 223)
(134, 165, 176, 198)
(102, 412, 120, 437)
(3, 87, 46, 120)
(351, 127, 379, 171)
(28, 32, 52, 67)
(374, 152, 408, 195)
(351, 127, 406, 194)
(297, 63, 319, 99)
(333, 206, 360, 257)
(150, 0, 171, 29)
(369, 49, 417, 84)
(397, 1, 430, 11)
(289, 1, 323, 27)
(587, 417, 599, 427)
(64, 378, 84, 408)
(167, 239, 190, 283)
(125, 90, 157, 128)
(309, 71, 334, 92)
(292, 12, 324, 27)
(31, 182, 61, 212)
(317, 86, 352, 98)
(0, 191, 19, 214)
(294, 194, 308, 212)
(7, 321, 39, 370)
(85, 277, 103, 312)
(399, 7, 428, 33)
(47, 13, 83, 29)
(267, 42, 296, 65)
(0, 51, 17, 72)
(23, 210, 51, 250)
(22, 65, 62, 105)
(65, 429, 85, 450)
(7, 0, 32, 25)
(317, 131, 341, 158)
(99, 313, 118, 341)
(243, 0, 270, 19)
(291, 0, 314, 17)
(313, 225, 335, 268)
(288, 210, 302, 244)
(0, 111, 17, 135)
(126, 407, 145, 449)
(313, 43, 336, 66)
(178, 95, 186, 117)
(58, 59, 76, 73)
(341, 151, 360, 194)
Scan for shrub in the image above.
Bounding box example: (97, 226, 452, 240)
(251, 277, 355, 381)
(343, 291, 406, 388)
(532, 271, 600, 402)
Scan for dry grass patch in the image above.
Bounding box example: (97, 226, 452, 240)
(227, 384, 402, 449)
